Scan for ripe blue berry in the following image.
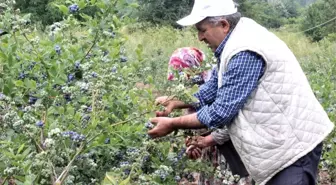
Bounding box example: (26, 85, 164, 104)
(0, 93, 5, 100)
(68, 74, 75, 82)
(74, 61, 80, 69)
(144, 121, 154, 129)
(68, 4, 79, 13)
(191, 75, 204, 85)
(91, 72, 98, 78)
(18, 72, 26, 79)
(111, 66, 117, 73)
(55, 45, 61, 54)
(29, 96, 38, 105)
(103, 51, 109, 57)
(120, 56, 127, 63)
(64, 94, 71, 102)
(36, 120, 44, 127)
(104, 138, 110, 144)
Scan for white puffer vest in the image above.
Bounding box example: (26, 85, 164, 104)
(218, 17, 334, 185)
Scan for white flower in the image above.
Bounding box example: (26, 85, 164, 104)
(48, 128, 61, 137)
(44, 138, 55, 148)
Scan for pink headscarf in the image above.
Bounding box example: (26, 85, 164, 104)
(167, 47, 207, 81)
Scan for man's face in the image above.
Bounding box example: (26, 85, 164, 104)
(195, 19, 230, 52)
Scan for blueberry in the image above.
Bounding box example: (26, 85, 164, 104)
(36, 120, 44, 127)
(67, 74, 75, 82)
(160, 174, 167, 181)
(91, 72, 97, 78)
(123, 169, 130, 176)
(142, 155, 150, 162)
(82, 115, 90, 121)
(0, 93, 5, 100)
(177, 148, 186, 159)
(111, 66, 117, 73)
(104, 138, 110, 144)
(174, 176, 181, 182)
(86, 54, 92, 59)
(74, 61, 80, 69)
(68, 4, 79, 13)
(191, 75, 204, 85)
(120, 161, 130, 167)
(111, 32, 116, 38)
(120, 56, 127, 63)
(87, 106, 92, 112)
(144, 121, 154, 129)
(64, 94, 71, 102)
(103, 51, 109, 57)
(18, 72, 26, 79)
(29, 96, 38, 105)
(55, 45, 61, 54)
(28, 61, 36, 70)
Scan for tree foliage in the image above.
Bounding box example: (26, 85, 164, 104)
(300, 0, 336, 41)
(135, 0, 193, 27)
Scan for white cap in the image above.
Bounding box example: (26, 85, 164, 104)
(177, 0, 238, 26)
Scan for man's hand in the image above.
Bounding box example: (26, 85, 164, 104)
(186, 145, 202, 160)
(189, 135, 217, 148)
(155, 96, 191, 117)
(147, 117, 176, 138)
(185, 137, 202, 160)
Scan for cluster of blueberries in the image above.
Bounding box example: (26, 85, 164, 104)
(62, 131, 86, 142)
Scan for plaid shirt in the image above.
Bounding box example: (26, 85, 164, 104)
(194, 33, 265, 128)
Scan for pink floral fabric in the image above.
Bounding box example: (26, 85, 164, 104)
(167, 47, 206, 81)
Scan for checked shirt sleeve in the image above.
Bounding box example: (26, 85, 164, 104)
(197, 51, 265, 128)
(193, 69, 218, 110)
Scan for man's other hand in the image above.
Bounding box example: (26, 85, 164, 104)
(147, 117, 176, 138)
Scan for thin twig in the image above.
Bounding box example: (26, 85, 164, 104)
(110, 111, 153, 127)
(79, 31, 99, 64)
(55, 143, 85, 184)
(49, 159, 58, 183)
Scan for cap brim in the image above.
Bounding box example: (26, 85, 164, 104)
(176, 15, 206, 26)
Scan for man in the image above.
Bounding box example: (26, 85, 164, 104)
(148, 0, 335, 185)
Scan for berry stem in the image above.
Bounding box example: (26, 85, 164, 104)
(110, 111, 153, 127)
(79, 31, 99, 64)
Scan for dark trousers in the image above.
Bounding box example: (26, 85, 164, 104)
(217, 140, 249, 177)
(266, 142, 323, 185)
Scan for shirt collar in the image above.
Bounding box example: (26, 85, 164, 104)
(214, 30, 233, 59)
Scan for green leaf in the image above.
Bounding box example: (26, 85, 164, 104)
(78, 0, 86, 9)
(56, 4, 69, 15)
(119, 176, 130, 185)
(17, 144, 25, 154)
(24, 79, 36, 90)
(0, 52, 7, 60)
(129, 3, 139, 8)
(24, 174, 36, 185)
(15, 80, 24, 87)
(102, 172, 118, 185)
(66, 105, 75, 116)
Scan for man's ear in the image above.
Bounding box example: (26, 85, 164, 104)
(220, 19, 230, 34)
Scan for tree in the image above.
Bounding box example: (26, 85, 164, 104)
(301, 0, 336, 41)
(135, 0, 193, 27)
